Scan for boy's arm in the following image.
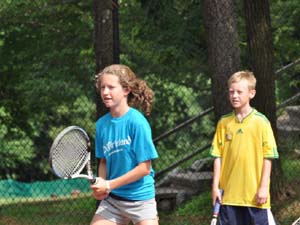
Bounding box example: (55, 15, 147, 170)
(256, 158, 272, 205)
(212, 157, 222, 205)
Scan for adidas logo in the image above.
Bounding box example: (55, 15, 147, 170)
(236, 128, 243, 134)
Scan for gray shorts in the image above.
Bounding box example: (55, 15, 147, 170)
(95, 196, 158, 224)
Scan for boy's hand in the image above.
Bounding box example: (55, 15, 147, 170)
(212, 188, 222, 206)
(256, 186, 268, 205)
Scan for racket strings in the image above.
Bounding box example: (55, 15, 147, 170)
(52, 130, 89, 178)
(293, 218, 300, 225)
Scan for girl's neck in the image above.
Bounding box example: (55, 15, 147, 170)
(110, 105, 130, 118)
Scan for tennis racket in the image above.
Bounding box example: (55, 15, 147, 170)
(292, 217, 300, 225)
(49, 125, 97, 184)
(210, 189, 223, 225)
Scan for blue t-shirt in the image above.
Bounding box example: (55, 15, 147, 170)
(95, 108, 158, 200)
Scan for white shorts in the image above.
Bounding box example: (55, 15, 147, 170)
(95, 195, 158, 224)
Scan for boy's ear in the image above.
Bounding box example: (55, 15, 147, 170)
(250, 89, 256, 99)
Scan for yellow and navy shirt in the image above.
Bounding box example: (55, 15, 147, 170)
(210, 109, 279, 208)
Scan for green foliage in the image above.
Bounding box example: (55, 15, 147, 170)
(149, 76, 202, 131)
(271, 0, 300, 63)
(0, 0, 95, 180)
(235, 0, 299, 102)
(177, 191, 211, 216)
(0, 1, 299, 224)
(48, 95, 96, 143)
(271, 0, 300, 101)
(0, 0, 299, 181)
(119, 0, 209, 85)
(0, 107, 35, 179)
(1, 196, 95, 225)
(144, 75, 213, 172)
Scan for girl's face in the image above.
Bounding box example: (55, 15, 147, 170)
(228, 79, 256, 111)
(100, 74, 130, 111)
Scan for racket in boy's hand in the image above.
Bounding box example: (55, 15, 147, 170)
(210, 189, 223, 225)
(49, 126, 97, 184)
(292, 217, 300, 225)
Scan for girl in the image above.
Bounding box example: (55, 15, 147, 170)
(90, 64, 159, 225)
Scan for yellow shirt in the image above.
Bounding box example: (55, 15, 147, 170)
(210, 109, 278, 208)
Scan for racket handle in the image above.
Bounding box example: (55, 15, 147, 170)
(213, 189, 223, 216)
(213, 201, 221, 216)
(90, 177, 97, 184)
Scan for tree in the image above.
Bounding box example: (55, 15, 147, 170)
(93, 0, 119, 118)
(202, 0, 241, 122)
(93, 0, 120, 208)
(0, 0, 96, 181)
(243, 0, 285, 199)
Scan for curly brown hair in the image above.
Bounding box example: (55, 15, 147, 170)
(96, 64, 154, 116)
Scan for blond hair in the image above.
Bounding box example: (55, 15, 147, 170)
(96, 64, 154, 116)
(228, 71, 257, 90)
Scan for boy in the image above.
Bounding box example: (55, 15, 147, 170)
(210, 71, 279, 225)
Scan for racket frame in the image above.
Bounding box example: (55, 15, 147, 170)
(292, 217, 300, 225)
(49, 125, 96, 183)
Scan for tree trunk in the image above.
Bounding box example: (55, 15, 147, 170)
(93, 0, 120, 209)
(202, 0, 241, 122)
(93, 0, 119, 118)
(243, 0, 285, 200)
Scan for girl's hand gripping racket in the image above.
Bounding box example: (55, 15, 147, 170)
(210, 189, 223, 225)
(49, 126, 97, 184)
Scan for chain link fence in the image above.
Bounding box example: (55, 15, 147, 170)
(1, 71, 299, 225)
(1, 3, 300, 225)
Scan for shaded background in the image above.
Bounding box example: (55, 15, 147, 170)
(0, 0, 299, 224)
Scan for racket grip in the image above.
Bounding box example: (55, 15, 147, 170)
(213, 189, 223, 216)
(90, 177, 97, 184)
(213, 201, 221, 216)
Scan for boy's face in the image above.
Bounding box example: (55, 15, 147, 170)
(228, 79, 256, 110)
